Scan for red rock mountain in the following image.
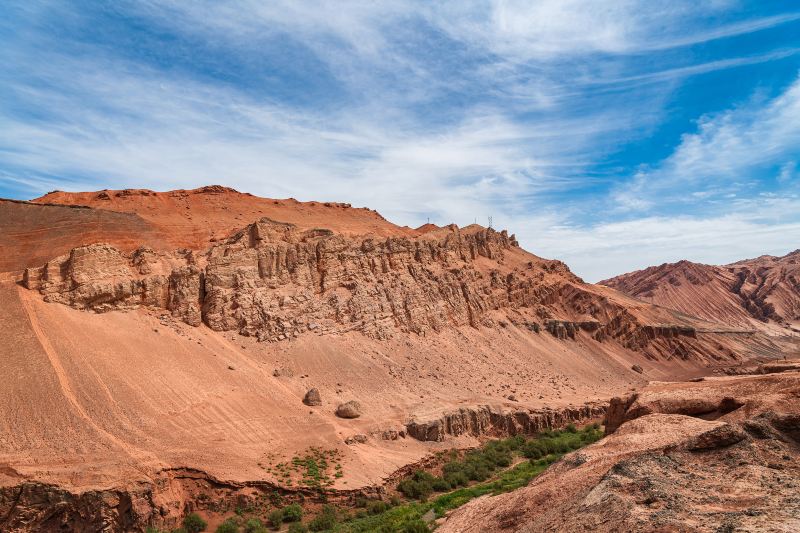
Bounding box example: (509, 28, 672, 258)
(600, 251, 800, 333)
(0, 186, 795, 531)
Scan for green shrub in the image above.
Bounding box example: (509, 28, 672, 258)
(442, 462, 463, 476)
(444, 470, 469, 487)
(431, 477, 451, 491)
(287, 523, 308, 533)
(521, 440, 545, 459)
(403, 520, 430, 533)
(565, 423, 577, 433)
(507, 434, 526, 450)
(183, 513, 207, 533)
(268, 509, 284, 528)
(244, 518, 264, 533)
(308, 505, 337, 531)
(412, 470, 436, 483)
(366, 500, 389, 514)
(464, 463, 490, 482)
(215, 518, 239, 533)
(282, 504, 303, 522)
(397, 478, 433, 500)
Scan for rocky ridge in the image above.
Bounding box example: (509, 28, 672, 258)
(601, 250, 800, 331)
(23, 217, 751, 363)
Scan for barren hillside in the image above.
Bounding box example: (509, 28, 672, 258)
(601, 252, 800, 333)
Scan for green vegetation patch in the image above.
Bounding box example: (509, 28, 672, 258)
(262, 447, 344, 489)
(328, 423, 603, 532)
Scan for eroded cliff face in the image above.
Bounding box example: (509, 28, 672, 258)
(199, 219, 527, 340)
(405, 403, 606, 442)
(22, 218, 751, 365)
(24, 219, 528, 339)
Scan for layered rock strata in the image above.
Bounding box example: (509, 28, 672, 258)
(405, 403, 606, 442)
(23, 218, 740, 364)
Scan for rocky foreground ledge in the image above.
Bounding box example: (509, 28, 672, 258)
(440, 362, 800, 533)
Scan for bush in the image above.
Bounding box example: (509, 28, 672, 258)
(397, 478, 433, 500)
(442, 462, 463, 476)
(366, 500, 389, 514)
(308, 505, 337, 531)
(287, 523, 308, 533)
(444, 470, 469, 487)
(412, 470, 436, 483)
(464, 463, 490, 482)
(431, 477, 451, 492)
(507, 434, 526, 450)
(282, 504, 303, 522)
(521, 440, 545, 459)
(565, 423, 577, 433)
(215, 518, 239, 533)
(268, 509, 284, 528)
(183, 513, 207, 533)
(244, 519, 264, 533)
(403, 520, 430, 533)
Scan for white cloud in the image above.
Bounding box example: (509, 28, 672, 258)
(612, 73, 800, 207)
(779, 161, 797, 183)
(2, 1, 799, 283)
(518, 199, 800, 281)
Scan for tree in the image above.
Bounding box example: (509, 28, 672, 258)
(183, 513, 208, 533)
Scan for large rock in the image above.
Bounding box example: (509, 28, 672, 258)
(686, 423, 747, 451)
(302, 388, 322, 406)
(336, 401, 362, 419)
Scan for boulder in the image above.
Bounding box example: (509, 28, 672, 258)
(631, 364, 644, 374)
(686, 423, 747, 451)
(344, 434, 368, 445)
(336, 400, 362, 419)
(303, 388, 322, 406)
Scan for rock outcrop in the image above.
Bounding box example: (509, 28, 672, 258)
(336, 401, 362, 419)
(405, 403, 606, 442)
(24, 219, 529, 342)
(302, 388, 322, 406)
(440, 370, 800, 533)
(0, 482, 142, 533)
(22, 218, 750, 365)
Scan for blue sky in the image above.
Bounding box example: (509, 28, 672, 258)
(1, 1, 799, 281)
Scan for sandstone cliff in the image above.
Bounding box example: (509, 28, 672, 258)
(22, 217, 751, 364)
(405, 403, 606, 442)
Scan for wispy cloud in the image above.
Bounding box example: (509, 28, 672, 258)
(613, 73, 800, 210)
(1, 1, 799, 281)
